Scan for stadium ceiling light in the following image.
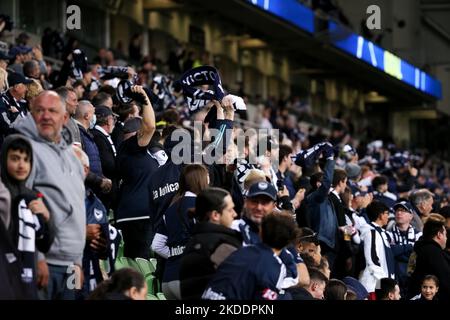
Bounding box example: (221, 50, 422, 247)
(365, 91, 388, 103)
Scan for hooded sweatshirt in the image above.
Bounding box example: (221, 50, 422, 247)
(13, 114, 86, 266)
(0, 134, 55, 297)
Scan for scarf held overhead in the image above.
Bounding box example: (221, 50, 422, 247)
(178, 66, 246, 112)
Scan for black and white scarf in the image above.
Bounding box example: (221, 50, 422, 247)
(389, 225, 422, 246)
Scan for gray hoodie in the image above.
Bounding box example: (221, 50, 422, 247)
(13, 114, 86, 265)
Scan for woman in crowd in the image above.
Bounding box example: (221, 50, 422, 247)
(89, 268, 147, 300)
(151, 164, 210, 299)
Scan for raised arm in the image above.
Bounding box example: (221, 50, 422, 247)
(133, 85, 156, 147)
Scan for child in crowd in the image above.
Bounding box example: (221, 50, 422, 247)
(0, 135, 54, 298)
(411, 275, 439, 301)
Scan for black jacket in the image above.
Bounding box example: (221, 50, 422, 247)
(409, 239, 450, 301)
(179, 222, 242, 300)
(92, 128, 117, 181)
(92, 127, 118, 210)
(288, 287, 316, 300)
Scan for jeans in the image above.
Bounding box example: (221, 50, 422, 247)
(46, 264, 76, 300)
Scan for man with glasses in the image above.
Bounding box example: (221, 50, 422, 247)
(387, 201, 422, 297)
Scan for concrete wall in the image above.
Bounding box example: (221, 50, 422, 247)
(391, 109, 438, 147)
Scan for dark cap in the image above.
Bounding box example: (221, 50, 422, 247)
(95, 105, 114, 118)
(123, 117, 141, 133)
(9, 45, 32, 57)
(393, 201, 414, 214)
(8, 72, 33, 86)
(342, 277, 369, 300)
(247, 181, 277, 201)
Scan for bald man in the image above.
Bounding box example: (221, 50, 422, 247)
(13, 90, 86, 300)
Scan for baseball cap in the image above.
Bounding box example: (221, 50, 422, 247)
(393, 201, 414, 213)
(350, 184, 367, 197)
(123, 117, 141, 133)
(247, 181, 277, 201)
(342, 277, 369, 300)
(8, 72, 33, 86)
(95, 105, 116, 118)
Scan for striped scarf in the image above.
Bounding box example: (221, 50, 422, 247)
(389, 225, 421, 246)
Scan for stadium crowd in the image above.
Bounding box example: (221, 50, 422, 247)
(0, 26, 449, 301)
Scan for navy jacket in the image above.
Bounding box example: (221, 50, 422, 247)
(78, 125, 103, 177)
(202, 243, 294, 300)
(305, 159, 338, 249)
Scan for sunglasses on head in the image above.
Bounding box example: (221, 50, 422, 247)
(299, 232, 319, 244)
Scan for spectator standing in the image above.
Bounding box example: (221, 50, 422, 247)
(115, 86, 156, 259)
(152, 164, 209, 300)
(359, 201, 395, 294)
(13, 91, 86, 300)
(92, 106, 118, 211)
(387, 201, 422, 297)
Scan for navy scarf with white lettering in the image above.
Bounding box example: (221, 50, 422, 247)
(178, 66, 225, 112)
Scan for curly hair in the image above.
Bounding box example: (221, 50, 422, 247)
(25, 79, 43, 103)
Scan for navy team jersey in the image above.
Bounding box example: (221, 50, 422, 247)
(81, 190, 121, 298)
(202, 243, 295, 300)
(148, 160, 182, 233)
(116, 135, 160, 222)
(159, 195, 197, 283)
